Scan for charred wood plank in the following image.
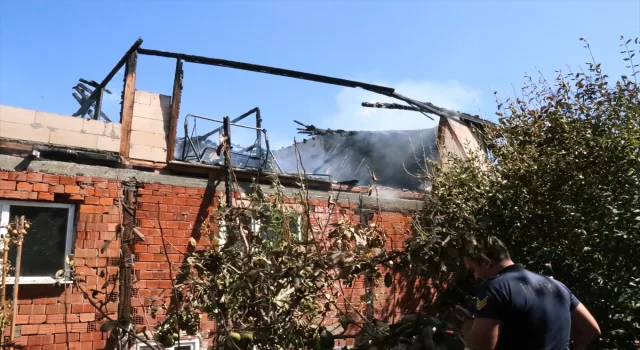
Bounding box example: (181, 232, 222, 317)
(73, 38, 143, 117)
(119, 52, 137, 158)
(137, 47, 394, 94)
(167, 59, 183, 163)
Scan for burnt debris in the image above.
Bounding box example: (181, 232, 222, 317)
(294, 120, 357, 137)
(176, 108, 275, 172)
(71, 78, 113, 122)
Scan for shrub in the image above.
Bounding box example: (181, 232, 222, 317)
(408, 36, 640, 348)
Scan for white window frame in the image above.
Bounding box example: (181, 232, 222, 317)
(135, 338, 200, 350)
(0, 200, 75, 285)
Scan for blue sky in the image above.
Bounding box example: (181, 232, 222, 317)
(1, 0, 639, 149)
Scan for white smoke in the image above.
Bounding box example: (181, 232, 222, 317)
(324, 79, 483, 132)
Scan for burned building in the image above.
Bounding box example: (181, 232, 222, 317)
(0, 38, 488, 350)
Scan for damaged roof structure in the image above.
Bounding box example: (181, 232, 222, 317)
(1, 38, 489, 199)
(0, 38, 493, 350)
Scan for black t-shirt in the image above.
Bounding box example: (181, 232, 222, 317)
(473, 264, 580, 350)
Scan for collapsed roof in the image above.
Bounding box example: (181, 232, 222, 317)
(272, 128, 438, 191)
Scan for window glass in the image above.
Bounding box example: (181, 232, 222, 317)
(7, 205, 68, 277)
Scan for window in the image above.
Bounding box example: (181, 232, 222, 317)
(136, 338, 200, 350)
(0, 200, 75, 284)
(217, 213, 302, 247)
(255, 214, 303, 242)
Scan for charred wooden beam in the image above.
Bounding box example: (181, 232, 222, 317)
(223, 116, 233, 207)
(79, 78, 112, 94)
(135, 41, 486, 127)
(72, 92, 111, 122)
(361, 101, 492, 126)
(361, 102, 420, 111)
(117, 186, 136, 346)
(137, 47, 395, 94)
(119, 52, 138, 158)
(167, 59, 183, 163)
(73, 38, 143, 118)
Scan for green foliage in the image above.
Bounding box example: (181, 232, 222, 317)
(409, 36, 640, 348)
(160, 179, 388, 349)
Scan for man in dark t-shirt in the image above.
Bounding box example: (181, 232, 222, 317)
(459, 240, 601, 350)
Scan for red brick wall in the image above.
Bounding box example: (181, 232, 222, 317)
(0, 172, 423, 349)
(132, 182, 217, 335)
(0, 171, 121, 350)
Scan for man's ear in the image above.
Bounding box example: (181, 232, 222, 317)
(479, 255, 492, 267)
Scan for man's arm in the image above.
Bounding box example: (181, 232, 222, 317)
(570, 303, 600, 350)
(462, 318, 500, 350)
(460, 286, 504, 350)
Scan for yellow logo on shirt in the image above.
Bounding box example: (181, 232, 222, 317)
(476, 296, 489, 310)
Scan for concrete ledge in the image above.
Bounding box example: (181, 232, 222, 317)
(0, 154, 424, 212)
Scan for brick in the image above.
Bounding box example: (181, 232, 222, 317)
(30, 314, 47, 323)
(2, 191, 29, 199)
(28, 334, 54, 346)
(129, 143, 166, 163)
(54, 332, 80, 344)
(150, 92, 172, 107)
(79, 187, 95, 196)
(32, 304, 46, 315)
(8, 172, 27, 181)
(138, 253, 154, 261)
(14, 314, 29, 324)
(65, 185, 80, 194)
(0, 171, 7, 180)
(79, 313, 95, 322)
(35, 110, 82, 130)
(20, 324, 39, 335)
(133, 99, 170, 121)
(96, 135, 120, 152)
(70, 304, 94, 314)
(59, 176, 76, 185)
(84, 196, 100, 205)
(99, 197, 113, 206)
(16, 182, 33, 191)
(134, 90, 151, 105)
(49, 184, 64, 193)
(75, 175, 92, 183)
(42, 174, 59, 184)
(0, 105, 37, 123)
(129, 130, 168, 149)
(32, 183, 49, 192)
(105, 122, 121, 138)
(0, 180, 16, 190)
(49, 128, 98, 150)
(132, 114, 167, 133)
(94, 188, 109, 197)
(82, 119, 107, 135)
(46, 304, 66, 315)
(26, 172, 43, 182)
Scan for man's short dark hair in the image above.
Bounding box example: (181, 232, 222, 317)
(465, 237, 511, 263)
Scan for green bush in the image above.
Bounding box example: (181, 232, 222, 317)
(408, 36, 640, 348)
